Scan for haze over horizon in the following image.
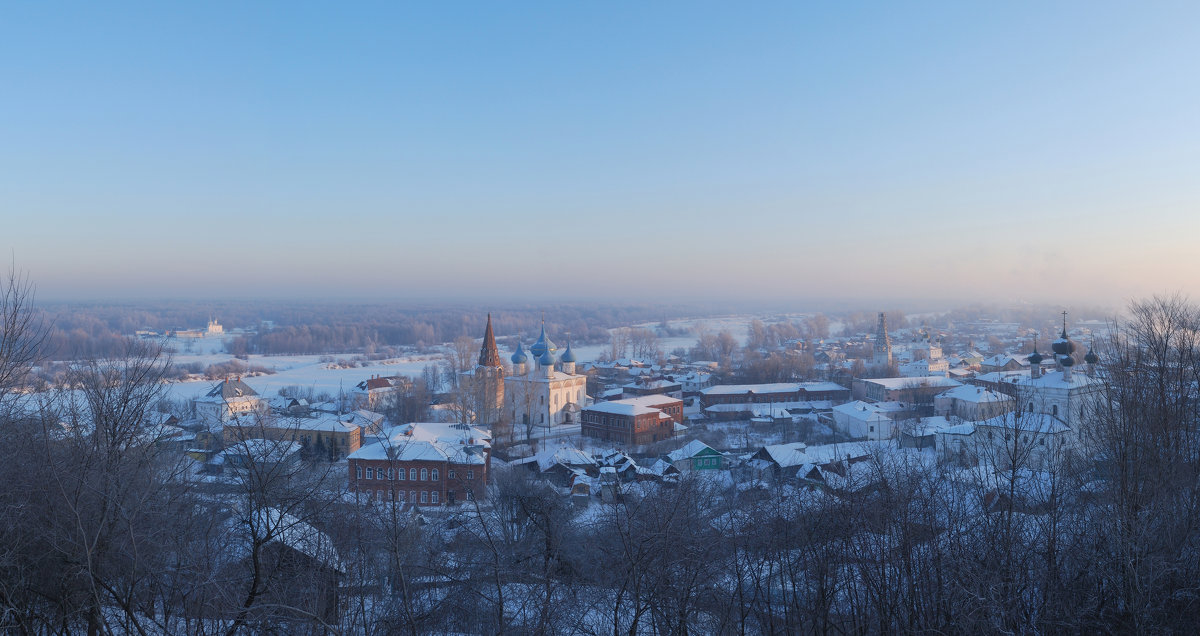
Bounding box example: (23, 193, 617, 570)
(4, 2, 1199, 306)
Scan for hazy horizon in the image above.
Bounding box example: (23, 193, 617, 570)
(5, 3, 1199, 306)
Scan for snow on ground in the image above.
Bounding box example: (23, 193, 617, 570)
(164, 350, 446, 402)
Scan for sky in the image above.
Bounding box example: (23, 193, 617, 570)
(2, 2, 1199, 307)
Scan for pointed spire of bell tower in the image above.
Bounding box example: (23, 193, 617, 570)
(478, 313, 502, 368)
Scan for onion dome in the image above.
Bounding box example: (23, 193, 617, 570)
(1059, 354, 1075, 367)
(1052, 332, 1075, 356)
(510, 342, 528, 364)
(1085, 347, 1099, 365)
(529, 322, 557, 358)
(1027, 346, 1044, 365)
(539, 349, 556, 367)
(560, 341, 577, 363)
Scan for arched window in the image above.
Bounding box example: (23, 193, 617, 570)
(366, 467, 374, 479)
(431, 469, 440, 481)
(420, 468, 428, 481)
(409, 468, 417, 480)
(420, 491, 428, 503)
(387, 468, 394, 480)
(431, 491, 439, 504)
(356, 465, 362, 479)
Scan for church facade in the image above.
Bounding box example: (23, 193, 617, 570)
(504, 322, 589, 437)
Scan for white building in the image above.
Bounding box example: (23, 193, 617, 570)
(193, 378, 267, 425)
(934, 384, 1016, 421)
(832, 400, 895, 441)
(936, 412, 1073, 468)
(505, 323, 590, 434)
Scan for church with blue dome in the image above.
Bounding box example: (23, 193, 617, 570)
(504, 319, 589, 440)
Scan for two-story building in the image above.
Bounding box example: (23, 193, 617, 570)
(580, 395, 682, 446)
(347, 422, 491, 506)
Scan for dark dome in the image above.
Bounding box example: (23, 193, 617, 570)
(1059, 354, 1075, 367)
(1085, 347, 1099, 364)
(1027, 349, 1044, 365)
(1052, 335, 1075, 356)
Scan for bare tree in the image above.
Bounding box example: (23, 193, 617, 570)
(0, 267, 48, 414)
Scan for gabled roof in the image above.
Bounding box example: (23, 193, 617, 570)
(202, 378, 259, 400)
(667, 439, 720, 461)
(758, 442, 809, 468)
(532, 444, 596, 472)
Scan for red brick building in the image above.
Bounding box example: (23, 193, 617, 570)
(581, 395, 682, 446)
(348, 422, 490, 506)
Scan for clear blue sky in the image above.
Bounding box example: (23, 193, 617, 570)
(3, 2, 1199, 305)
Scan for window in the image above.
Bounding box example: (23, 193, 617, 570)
(448, 469, 456, 480)
(398, 491, 406, 502)
(431, 469, 440, 481)
(1052, 405, 1058, 416)
(387, 468, 394, 480)
(409, 490, 416, 502)
(366, 467, 374, 479)
(466, 489, 474, 501)
(420, 491, 428, 503)
(409, 468, 417, 480)
(376, 489, 382, 500)
(431, 491, 439, 504)
(467, 470, 475, 480)
(356, 465, 362, 479)
(869, 426, 875, 433)
(420, 468, 428, 481)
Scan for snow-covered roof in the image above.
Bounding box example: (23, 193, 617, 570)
(196, 378, 260, 402)
(938, 384, 1014, 404)
(861, 376, 962, 390)
(832, 400, 894, 421)
(759, 442, 809, 468)
(224, 439, 302, 462)
(586, 401, 660, 417)
(981, 354, 1030, 367)
(900, 416, 954, 436)
(667, 439, 719, 462)
(976, 412, 1071, 434)
(1012, 370, 1104, 391)
(701, 383, 802, 396)
(348, 421, 490, 464)
(532, 444, 597, 472)
(621, 379, 680, 390)
(799, 441, 879, 466)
